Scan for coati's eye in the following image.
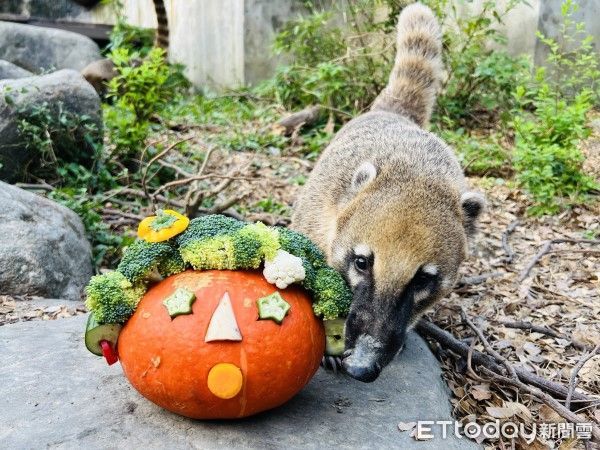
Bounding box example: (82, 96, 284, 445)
(354, 256, 369, 272)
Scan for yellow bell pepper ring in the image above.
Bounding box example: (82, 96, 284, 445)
(137, 209, 190, 242)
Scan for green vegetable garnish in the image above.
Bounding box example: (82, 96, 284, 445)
(257, 292, 291, 324)
(163, 287, 196, 318)
(150, 209, 178, 231)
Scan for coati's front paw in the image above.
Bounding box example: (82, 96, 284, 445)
(321, 355, 343, 374)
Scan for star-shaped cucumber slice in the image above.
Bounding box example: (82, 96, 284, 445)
(257, 292, 291, 324)
(163, 287, 196, 318)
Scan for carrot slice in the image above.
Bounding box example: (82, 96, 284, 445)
(207, 363, 243, 399)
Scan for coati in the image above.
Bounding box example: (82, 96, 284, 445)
(81, 0, 169, 95)
(291, 3, 484, 382)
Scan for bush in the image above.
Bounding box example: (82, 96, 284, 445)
(512, 74, 597, 215)
(103, 47, 188, 161)
(17, 101, 101, 181)
(510, 0, 599, 215)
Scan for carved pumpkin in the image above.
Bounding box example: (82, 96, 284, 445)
(118, 269, 325, 419)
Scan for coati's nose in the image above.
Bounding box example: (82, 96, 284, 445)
(342, 359, 381, 382)
(341, 334, 383, 382)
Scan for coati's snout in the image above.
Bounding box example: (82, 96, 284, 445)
(329, 163, 484, 382)
(342, 285, 415, 382)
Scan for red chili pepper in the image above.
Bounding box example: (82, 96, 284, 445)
(100, 340, 119, 365)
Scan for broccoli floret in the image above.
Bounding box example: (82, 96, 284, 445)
(276, 227, 327, 269)
(178, 217, 280, 271)
(117, 240, 185, 283)
(311, 267, 352, 320)
(180, 235, 237, 270)
(177, 214, 244, 248)
(85, 271, 145, 324)
(234, 222, 280, 267)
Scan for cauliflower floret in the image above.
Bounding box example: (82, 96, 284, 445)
(263, 249, 306, 289)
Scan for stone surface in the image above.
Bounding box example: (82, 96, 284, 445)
(0, 182, 93, 301)
(0, 315, 477, 449)
(0, 69, 102, 182)
(0, 60, 32, 80)
(0, 21, 102, 73)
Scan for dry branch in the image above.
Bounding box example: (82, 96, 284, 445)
(499, 320, 589, 351)
(273, 105, 322, 136)
(501, 220, 519, 263)
(460, 308, 518, 380)
(479, 367, 600, 442)
(519, 238, 600, 281)
(565, 344, 600, 410)
(415, 319, 596, 406)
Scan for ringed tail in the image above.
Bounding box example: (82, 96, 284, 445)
(153, 0, 169, 50)
(371, 3, 443, 128)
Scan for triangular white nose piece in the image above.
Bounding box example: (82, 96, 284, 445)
(204, 292, 242, 342)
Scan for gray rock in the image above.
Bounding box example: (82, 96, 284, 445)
(0, 60, 32, 80)
(0, 69, 102, 182)
(0, 315, 477, 449)
(0, 21, 102, 73)
(0, 182, 93, 301)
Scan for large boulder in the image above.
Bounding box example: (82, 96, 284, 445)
(0, 182, 93, 301)
(0, 21, 102, 73)
(0, 60, 32, 80)
(0, 69, 102, 182)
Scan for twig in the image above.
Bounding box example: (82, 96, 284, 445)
(108, 187, 184, 208)
(141, 138, 193, 208)
(152, 174, 256, 199)
(456, 272, 506, 287)
(415, 319, 595, 405)
(565, 344, 600, 410)
(501, 220, 519, 263)
(101, 208, 144, 221)
(15, 182, 54, 191)
(460, 308, 518, 380)
(479, 366, 600, 442)
(519, 238, 600, 281)
(499, 320, 589, 351)
(157, 159, 194, 178)
(182, 146, 218, 212)
(274, 105, 322, 136)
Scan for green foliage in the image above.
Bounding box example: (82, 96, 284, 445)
(258, 1, 394, 119)
(104, 47, 187, 160)
(441, 129, 510, 177)
(535, 0, 600, 102)
(16, 101, 101, 180)
(512, 76, 597, 215)
(426, 0, 529, 128)
(49, 187, 130, 269)
(101, 0, 154, 55)
(85, 271, 144, 324)
(510, 1, 599, 215)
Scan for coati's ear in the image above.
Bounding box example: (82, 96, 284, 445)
(351, 162, 377, 192)
(460, 192, 485, 235)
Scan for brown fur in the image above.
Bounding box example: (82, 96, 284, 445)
(291, 3, 484, 379)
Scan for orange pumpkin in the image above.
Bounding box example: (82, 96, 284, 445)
(118, 269, 325, 419)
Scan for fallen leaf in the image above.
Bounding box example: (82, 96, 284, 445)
(398, 421, 416, 432)
(471, 383, 492, 401)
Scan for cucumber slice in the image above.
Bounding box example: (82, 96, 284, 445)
(257, 292, 291, 324)
(85, 313, 123, 356)
(324, 318, 345, 356)
(163, 287, 196, 318)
